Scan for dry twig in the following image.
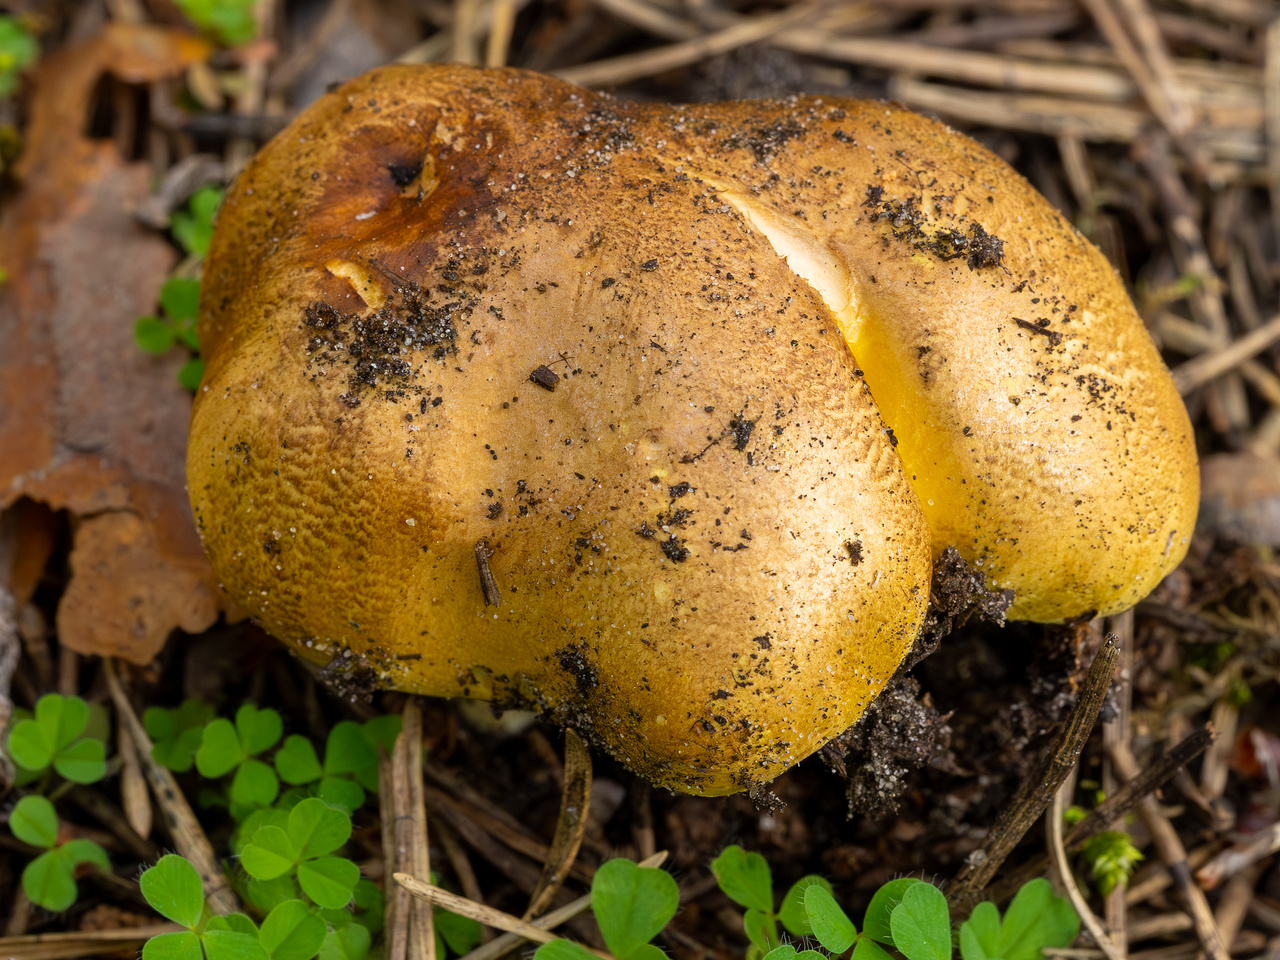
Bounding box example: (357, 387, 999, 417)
(1109, 739, 1229, 960)
(948, 635, 1119, 915)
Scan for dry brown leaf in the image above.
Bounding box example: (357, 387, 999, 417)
(1198, 451, 1280, 546)
(0, 23, 231, 664)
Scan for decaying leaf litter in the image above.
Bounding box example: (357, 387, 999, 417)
(0, 0, 1279, 958)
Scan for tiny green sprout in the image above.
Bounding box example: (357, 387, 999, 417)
(197, 703, 284, 815)
(175, 0, 256, 48)
(1081, 832, 1144, 897)
(178, 356, 206, 392)
(135, 275, 205, 390)
(239, 797, 359, 910)
(146, 699, 216, 773)
(10, 794, 109, 911)
(711, 843, 830, 955)
(958, 878, 1079, 960)
(8, 693, 107, 785)
(171, 185, 224, 257)
(0, 15, 38, 98)
(272, 717, 400, 814)
(140, 854, 269, 960)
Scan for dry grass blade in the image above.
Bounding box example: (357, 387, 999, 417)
(424, 785, 548, 891)
(453, 0, 488, 65)
(103, 659, 238, 915)
(378, 744, 399, 952)
(1080, 0, 1191, 144)
(889, 77, 1148, 142)
(395, 873, 612, 959)
(555, 2, 821, 87)
(0, 922, 182, 960)
(407, 699, 436, 960)
(1171, 313, 1280, 393)
(388, 698, 435, 960)
(1049, 783, 1124, 960)
(485, 0, 518, 66)
(459, 852, 669, 960)
(780, 32, 1135, 99)
(526, 729, 592, 920)
(1101, 609, 1133, 957)
(118, 719, 152, 841)
(1197, 822, 1280, 889)
(585, 0, 701, 42)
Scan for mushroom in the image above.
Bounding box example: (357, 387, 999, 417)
(188, 65, 1197, 796)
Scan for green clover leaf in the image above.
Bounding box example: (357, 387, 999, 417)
(959, 902, 1000, 960)
(198, 718, 246, 779)
(889, 881, 950, 960)
(170, 184, 225, 254)
(160, 277, 201, 324)
(236, 704, 283, 757)
(804, 883, 856, 954)
(863, 877, 921, 945)
(778, 875, 832, 937)
(319, 918, 370, 960)
(259, 899, 326, 960)
(140, 854, 208, 929)
(985, 878, 1080, 960)
(10, 794, 58, 848)
(240, 826, 298, 881)
(201, 927, 269, 960)
(711, 844, 773, 913)
(534, 942, 599, 960)
(8, 694, 106, 784)
(591, 858, 679, 960)
(22, 841, 105, 912)
(0, 16, 39, 98)
(435, 904, 481, 955)
(145, 700, 214, 773)
(297, 856, 360, 910)
(275, 736, 323, 786)
(143, 930, 204, 960)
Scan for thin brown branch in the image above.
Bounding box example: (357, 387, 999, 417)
(986, 724, 1216, 905)
(0, 923, 182, 960)
(948, 635, 1119, 915)
(1109, 739, 1229, 960)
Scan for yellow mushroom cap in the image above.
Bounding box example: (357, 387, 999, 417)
(188, 65, 1196, 795)
(683, 103, 1199, 621)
